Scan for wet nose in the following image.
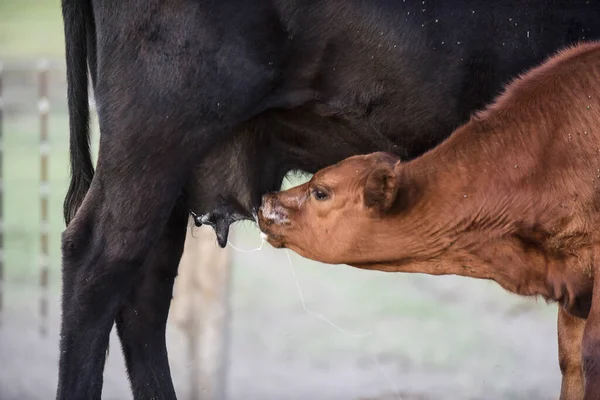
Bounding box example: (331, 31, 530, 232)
(260, 193, 276, 212)
(259, 193, 274, 218)
(258, 193, 289, 225)
(261, 193, 271, 206)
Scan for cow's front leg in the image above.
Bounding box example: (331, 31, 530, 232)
(558, 306, 586, 400)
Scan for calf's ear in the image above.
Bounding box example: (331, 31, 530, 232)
(363, 161, 401, 213)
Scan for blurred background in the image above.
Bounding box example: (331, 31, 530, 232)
(0, 1, 562, 399)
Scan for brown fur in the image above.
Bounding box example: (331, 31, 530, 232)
(258, 41, 600, 399)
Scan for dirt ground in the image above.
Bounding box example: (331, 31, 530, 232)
(1, 227, 562, 400)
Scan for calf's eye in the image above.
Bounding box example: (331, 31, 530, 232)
(312, 188, 329, 201)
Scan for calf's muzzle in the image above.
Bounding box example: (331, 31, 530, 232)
(258, 193, 291, 227)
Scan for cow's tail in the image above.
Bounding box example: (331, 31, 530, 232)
(62, 0, 95, 226)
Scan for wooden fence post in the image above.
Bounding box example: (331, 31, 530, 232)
(0, 60, 4, 324)
(38, 59, 50, 337)
(170, 219, 232, 400)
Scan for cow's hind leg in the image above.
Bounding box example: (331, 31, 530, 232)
(56, 91, 274, 400)
(56, 7, 281, 396)
(56, 157, 193, 400)
(114, 197, 189, 399)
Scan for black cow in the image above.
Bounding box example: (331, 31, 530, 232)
(58, 0, 600, 399)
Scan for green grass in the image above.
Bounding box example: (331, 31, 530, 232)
(0, 0, 65, 59)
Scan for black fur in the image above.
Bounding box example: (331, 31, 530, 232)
(58, 0, 600, 398)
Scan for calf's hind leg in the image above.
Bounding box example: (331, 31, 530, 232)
(114, 198, 189, 399)
(558, 307, 586, 400)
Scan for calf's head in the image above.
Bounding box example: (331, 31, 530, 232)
(258, 152, 406, 264)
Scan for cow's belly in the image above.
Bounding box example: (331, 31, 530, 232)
(251, 96, 460, 169)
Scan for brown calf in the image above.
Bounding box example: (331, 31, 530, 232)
(258, 41, 600, 400)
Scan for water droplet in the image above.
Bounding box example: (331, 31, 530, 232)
(527, 31, 530, 38)
(441, 41, 445, 44)
(393, 45, 397, 48)
(457, 41, 461, 45)
(509, 18, 512, 21)
(589, 95, 592, 99)
(407, 11, 410, 15)
(268, 61, 273, 66)
(585, 131, 588, 135)
(422, 24, 425, 27)
(463, 194, 468, 198)
(435, 19, 439, 23)
(380, 32, 384, 36)
(514, 165, 518, 168)
(422, 8, 426, 12)
(472, 10, 475, 14)
(587, 106, 592, 110)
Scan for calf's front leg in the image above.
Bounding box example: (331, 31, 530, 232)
(558, 306, 586, 400)
(582, 275, 600, 399)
